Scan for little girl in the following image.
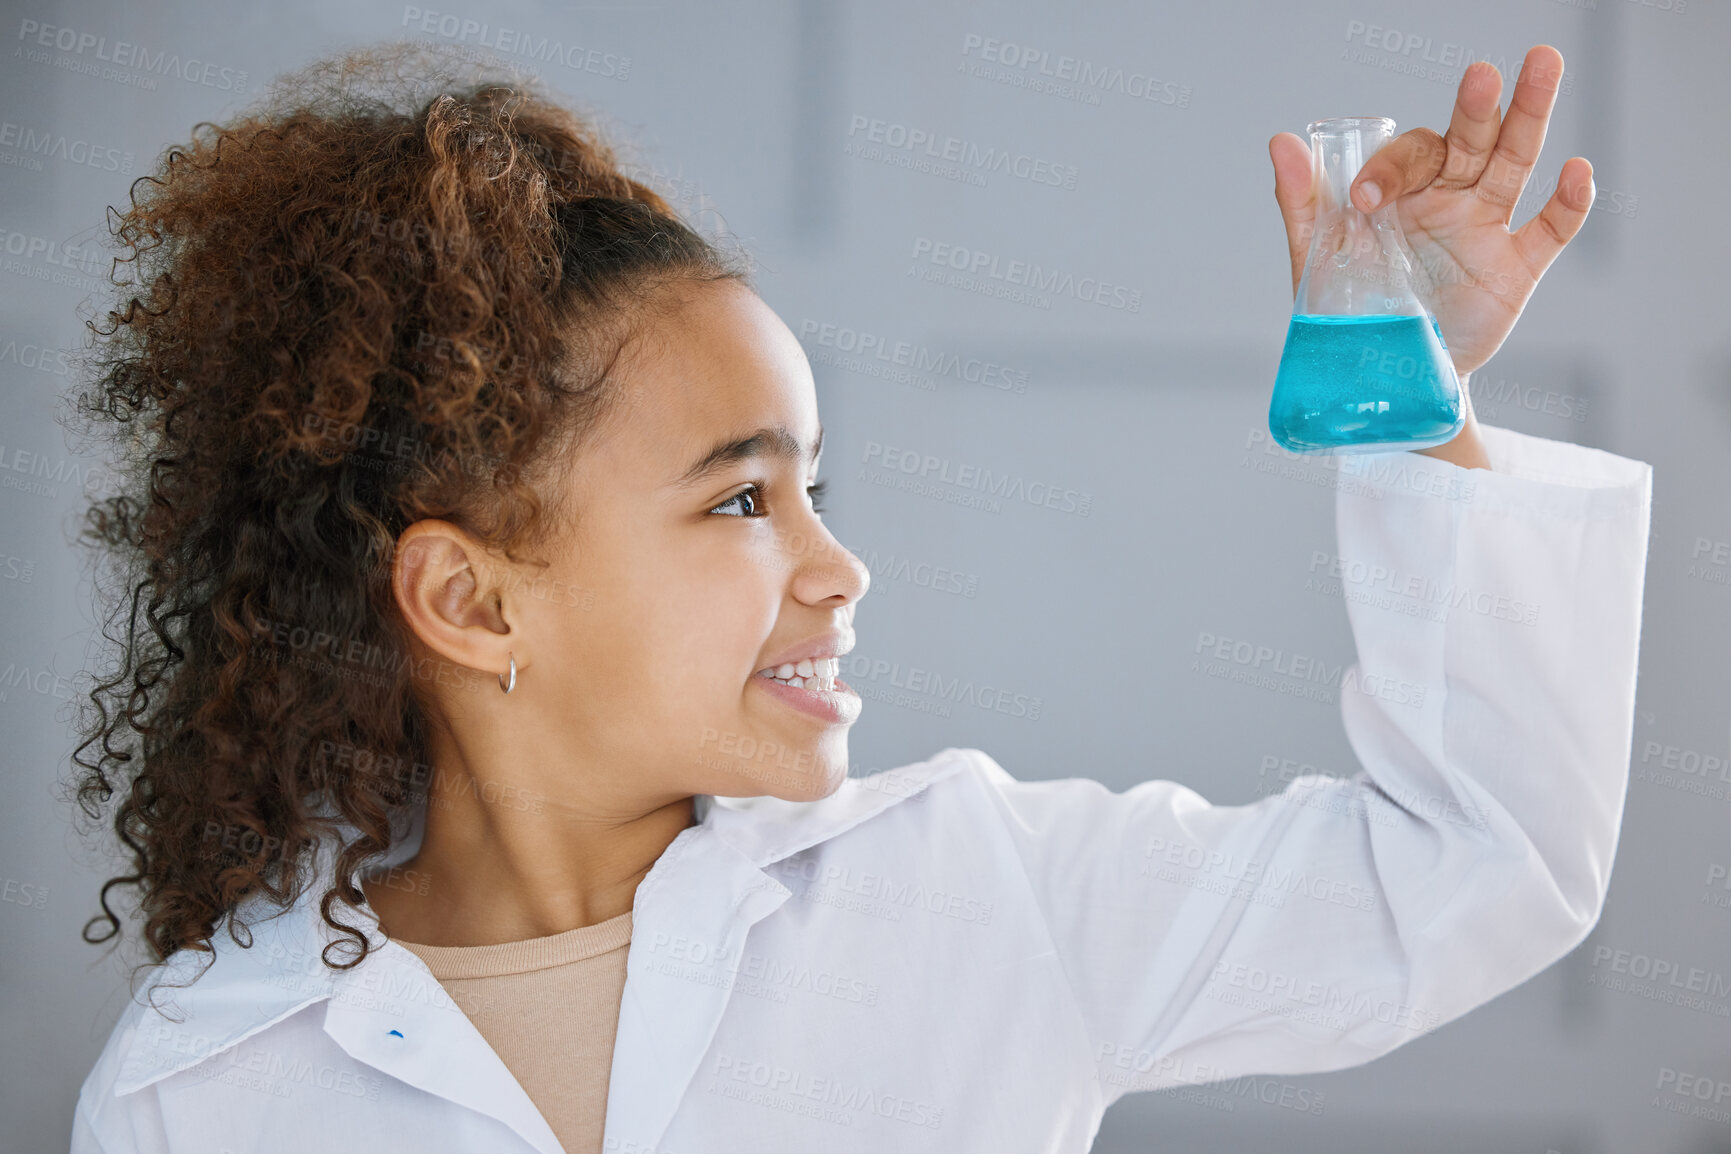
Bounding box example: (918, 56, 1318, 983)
(71, 40, 1648, 1154)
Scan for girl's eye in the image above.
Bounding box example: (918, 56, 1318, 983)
(708, 479, 828, 518)
(709, 485, 763, 517)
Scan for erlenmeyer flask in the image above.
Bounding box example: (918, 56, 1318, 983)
(1269, 117, 1464, 454)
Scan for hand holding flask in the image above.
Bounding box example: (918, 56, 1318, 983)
(1269, 117, 1464, 455)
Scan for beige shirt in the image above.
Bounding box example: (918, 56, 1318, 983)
(396, 910, 633, 1154)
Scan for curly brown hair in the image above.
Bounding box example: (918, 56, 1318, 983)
(68, 40, 751, 981)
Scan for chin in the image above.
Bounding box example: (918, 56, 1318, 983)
(777, 758, 849, 802)
(692, 730, 848, 802)
(705, 742, 848, 803)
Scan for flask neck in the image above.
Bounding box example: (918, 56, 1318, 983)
(1292, 117, 1429, 319)
(1309, 119, 1394, 218)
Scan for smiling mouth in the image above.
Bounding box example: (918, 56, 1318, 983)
(755, 656, 840, 692)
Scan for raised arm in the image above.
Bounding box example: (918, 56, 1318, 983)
(966, 424, 1649, 1106)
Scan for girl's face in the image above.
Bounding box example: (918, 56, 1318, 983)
(494, 277, 869, 804)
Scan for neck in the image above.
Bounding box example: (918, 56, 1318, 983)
(362, 725, 698, 948)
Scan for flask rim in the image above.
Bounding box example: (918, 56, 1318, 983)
(1306, 116, 1396, 136)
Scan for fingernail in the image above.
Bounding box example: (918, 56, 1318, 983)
(1359, 181, 1382, 209)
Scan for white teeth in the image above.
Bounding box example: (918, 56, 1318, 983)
(758, 668, 837, 691)
(757, 656, 842, 691)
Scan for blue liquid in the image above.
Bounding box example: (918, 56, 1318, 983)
(1269, 314, 1463, 454)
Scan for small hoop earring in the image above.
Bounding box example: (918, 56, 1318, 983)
(498, 651, 516, 694)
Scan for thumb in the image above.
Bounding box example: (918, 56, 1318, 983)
(1269, 132, 1315, 296)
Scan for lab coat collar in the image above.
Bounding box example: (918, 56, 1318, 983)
(606, 749, 975, 1150)
(111, 750, 976, 1152)
(702, 749, 973, 868)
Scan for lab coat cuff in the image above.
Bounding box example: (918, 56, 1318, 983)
(1334, 423, 1651, 524)
(1476, 423, 1653, 509)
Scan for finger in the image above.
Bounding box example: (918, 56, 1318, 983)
(1350, 127, 1446, 213)
(1433, 61, 1504, 190)
(1477, 45, 1565, 216)
(1511, 156, 1594, 276)
(1269, 132, 1314, 295)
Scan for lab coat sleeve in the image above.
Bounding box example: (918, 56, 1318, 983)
(70, 1081, 173, 1154)
(69, 1103, 116, 1154)
(968, 424, 1651, 1106)
(70, 1000, 171, 1154)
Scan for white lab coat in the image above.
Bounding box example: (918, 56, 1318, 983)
(72, 424, 1652, 1153)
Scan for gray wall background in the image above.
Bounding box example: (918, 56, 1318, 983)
(2, 0, 1725, 1151)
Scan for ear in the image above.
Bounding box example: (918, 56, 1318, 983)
(392, 520, 515, 682)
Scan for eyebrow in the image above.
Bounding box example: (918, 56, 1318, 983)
(676, 423, 824, 486)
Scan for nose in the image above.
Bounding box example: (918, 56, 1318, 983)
(788, 518, 870, 608)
